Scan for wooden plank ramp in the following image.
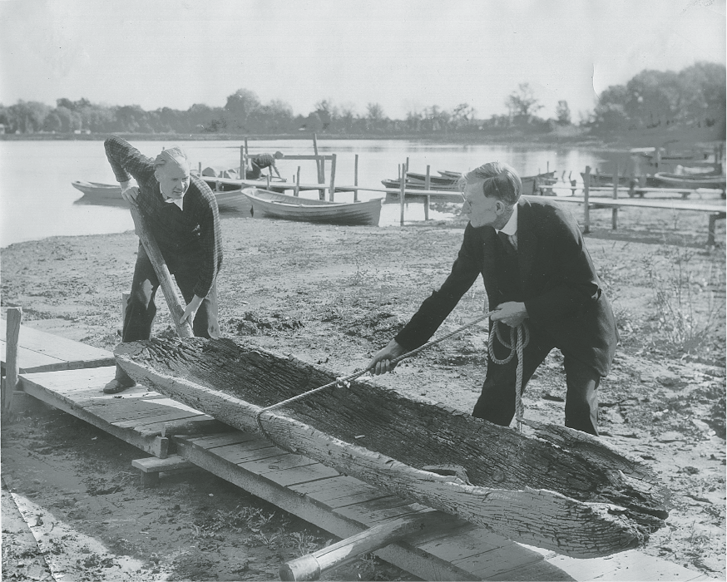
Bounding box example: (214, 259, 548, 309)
(0, 318, 115, 373)
(2, 325, 716, 581)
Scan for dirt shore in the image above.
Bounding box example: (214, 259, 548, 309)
(2, 200, 725, 581)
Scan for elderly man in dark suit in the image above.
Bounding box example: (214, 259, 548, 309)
(368, 162, 618, 436)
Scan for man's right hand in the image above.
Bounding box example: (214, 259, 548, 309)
(120, 180, 140, 203)
(368, 339, 406, 375)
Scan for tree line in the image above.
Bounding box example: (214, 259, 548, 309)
(0, 62, 723, 137)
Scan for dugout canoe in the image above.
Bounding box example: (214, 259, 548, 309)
(243, 187, 383, 226)
(115, 337, 669, 559)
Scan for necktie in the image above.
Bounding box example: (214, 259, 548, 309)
(498, 231, 516, 255)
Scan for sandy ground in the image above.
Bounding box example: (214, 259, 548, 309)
(1, 197, 726, 581)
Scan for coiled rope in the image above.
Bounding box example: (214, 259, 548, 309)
(254, 309, 530, 447)
(488, 320, 530, 430)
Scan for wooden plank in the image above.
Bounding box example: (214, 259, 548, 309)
(132, 455, 194, 473)
(542, 195, 726, 214)
(19, 367, 167, 456)
(183, 431, 255, 449)
(0, 319, 115, 372)
(417, 525, 510, 562)
(262, 462, 341, 487)
(173, 435, 483, 581)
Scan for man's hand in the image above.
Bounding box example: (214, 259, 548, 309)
(180, 295, 204, 326)
(491, 302, 528, 328)
(120, 180, 140, 203)
(368, 339, 406, 375)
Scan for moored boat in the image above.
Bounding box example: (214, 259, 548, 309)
(71, 180, 122, 200)
(72, 180, 253, 213)
(115, 337, 668, 559)
(243, 187, 383, 226)
(652, 172, 726, 190)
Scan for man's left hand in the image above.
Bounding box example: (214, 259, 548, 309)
(491, 302, 528, 328)
(180, 295, 204, 325)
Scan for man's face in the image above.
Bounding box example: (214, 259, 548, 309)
(156, 159, 191, 200)
(461, 180, 504, 228)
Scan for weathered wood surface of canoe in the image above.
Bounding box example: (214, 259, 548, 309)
(115, 337, 669, 559)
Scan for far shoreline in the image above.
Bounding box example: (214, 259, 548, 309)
(1, 124, 724, 153)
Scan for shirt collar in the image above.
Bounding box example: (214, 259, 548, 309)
(497, 203, 518, 236)
(165, 196, 184, 210)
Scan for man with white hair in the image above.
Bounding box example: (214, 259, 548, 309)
(368, 162, 617, 436)
(103, 136, 223, 394)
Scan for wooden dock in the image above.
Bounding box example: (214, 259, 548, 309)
(1, 315, 716, 581)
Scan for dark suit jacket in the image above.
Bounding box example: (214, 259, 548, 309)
(395, 198, 618, 376)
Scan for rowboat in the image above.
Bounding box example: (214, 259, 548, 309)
(243, 188, 383, 226)
(383, 171, 558, 197)
(71, 180, 122, 200)
(71, 180, 252, 213)
(115, 337, 668, 559)
(652, 172, 726, 190)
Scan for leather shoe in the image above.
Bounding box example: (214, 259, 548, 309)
(103, 377, 136, 394)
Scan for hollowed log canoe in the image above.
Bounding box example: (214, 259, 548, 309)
(115, 337, 669, 559)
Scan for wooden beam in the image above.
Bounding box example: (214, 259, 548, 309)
(3, 307, 22, 412)
(127, 198, 193, 338)
(583, 166, 591, 234)
(280, 513, 439, 581)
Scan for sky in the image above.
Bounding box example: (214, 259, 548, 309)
(0, 0, 724, 121)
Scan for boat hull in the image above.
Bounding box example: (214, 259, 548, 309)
(115, 337, 668, 558)
(243, 188, 383, 226)
(653, 172, 726, 190)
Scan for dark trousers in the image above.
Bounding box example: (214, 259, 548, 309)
(472, 327, 601, 435)
(122, 243, 220, 342)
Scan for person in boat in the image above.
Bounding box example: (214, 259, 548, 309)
(102, 136, 223, 394)
(368, 162, 618, 436)
(246, 151, 284, 180)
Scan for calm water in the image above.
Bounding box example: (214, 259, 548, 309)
(0, 139, 607, 247)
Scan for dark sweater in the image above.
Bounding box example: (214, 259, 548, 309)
(104, 136, 223, 298)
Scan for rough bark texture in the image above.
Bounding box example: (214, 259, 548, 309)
(115, 337, 669, 558)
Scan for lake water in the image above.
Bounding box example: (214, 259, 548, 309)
(0, 138, 608, 247)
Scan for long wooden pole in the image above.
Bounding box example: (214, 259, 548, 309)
(3, 307, 22, 413)
(328, 153, 337, 202)
(128, 199, 194, 338)
(280, 514, 436, 581)
(353, 154, 359, 202)
(583, 166, 591, 234)
(313, 133, 325, 200)
(612, 162, 619, 230)
(424, 165, 431, 221)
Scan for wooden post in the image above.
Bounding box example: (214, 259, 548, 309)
(128, 199, 194, 338)
(354, 154, 359, 202)
(708, 213, 718, 246)
(424, 165, 431, 221)
(328, 153, 337, 202)
(612, 163, 619, 230)
(3, 307, 22, 413)
(240, 145, 245, 178)
(399, 163, 406, 226)
(280, 514, 434, 581)
(313, 134, 325, 200)
(266, 174, 271, 190)
(294, 167, 301, 197)
(583, 166, 591, 234)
